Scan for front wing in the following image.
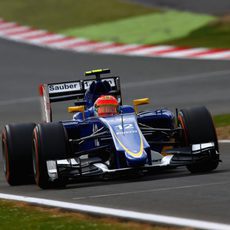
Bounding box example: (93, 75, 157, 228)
(45, 142, 219, 182)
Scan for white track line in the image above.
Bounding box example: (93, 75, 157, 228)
(73, 181, 230, 200)
(0, 193, 229, 230)
(123, 69, 230, 88)
(219, 140, 230, 143)
(0, 97, 38, 106)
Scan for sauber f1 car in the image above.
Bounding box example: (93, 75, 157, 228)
(2, 69, 220, 189)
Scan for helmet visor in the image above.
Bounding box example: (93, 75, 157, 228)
(97, 105, 118, 117)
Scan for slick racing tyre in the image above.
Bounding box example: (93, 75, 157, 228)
(178, 106, 219, 173)
(32, 122, 68, 189)
(2, 123, 36, 185)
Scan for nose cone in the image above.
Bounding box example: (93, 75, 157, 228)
(125, 150, 148, 167)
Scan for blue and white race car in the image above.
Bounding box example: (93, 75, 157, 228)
(2, 69, 220, 189)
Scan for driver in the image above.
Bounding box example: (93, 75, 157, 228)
(94, 95, 119, 117)
(84, 80, 111, 108)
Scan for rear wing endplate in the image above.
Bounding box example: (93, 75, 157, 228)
(39, 76, 122, 122)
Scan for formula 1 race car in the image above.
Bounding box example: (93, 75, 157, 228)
(2, 69, 220, 189)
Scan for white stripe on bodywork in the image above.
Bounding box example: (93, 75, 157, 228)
(192, 142, 215, 151)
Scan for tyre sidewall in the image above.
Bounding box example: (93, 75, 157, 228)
(2, 123, 35, 185)
(32, 123, 67, 189)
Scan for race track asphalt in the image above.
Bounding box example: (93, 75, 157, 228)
(127, 0, 230, 15)
(0, 37, 230, 226)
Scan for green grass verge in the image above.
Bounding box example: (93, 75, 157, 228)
(62, 11, 215, 44)
(161, 16, 230, 49)
(0, 0, 228, 49)
(0, 200, 178, 230)
(213, 114, 230, 127)
(0, 0, 156, 31)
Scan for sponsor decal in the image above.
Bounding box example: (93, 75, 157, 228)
(114, 123, 138, 135)
(84, 78, 115, 90)
(100, 115, 149, 157)
(48, 82, 81, 94)
(116, 130, 138, 135)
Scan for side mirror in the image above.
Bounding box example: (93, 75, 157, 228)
(133, 98, 150, 113)
(68, 105, 85, 113)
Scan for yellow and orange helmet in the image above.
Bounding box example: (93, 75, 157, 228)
(94, 95, 119, 117)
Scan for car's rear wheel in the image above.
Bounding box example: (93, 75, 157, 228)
(2, 123, 36, 185)
(32, 122, 68, 189)
(178, 106, 219, 173)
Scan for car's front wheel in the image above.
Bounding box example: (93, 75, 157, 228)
(2, 123, 35, 185)
(178, 106, 219, 173)
(32, 122, 68, 189)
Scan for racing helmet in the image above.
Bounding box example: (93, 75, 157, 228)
(94, 95, 119, 117)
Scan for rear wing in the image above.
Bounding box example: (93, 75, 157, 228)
(39, 76, 122, 122)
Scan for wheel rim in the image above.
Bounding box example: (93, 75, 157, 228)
(178, 114, 189, 145)
(33, 129, 40, 185)
(32, 140, 37, 176)
(2, 142, 6, 174)
(2, 131, 10, 180)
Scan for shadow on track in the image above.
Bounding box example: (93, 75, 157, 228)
(63, 167, 227, 190)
